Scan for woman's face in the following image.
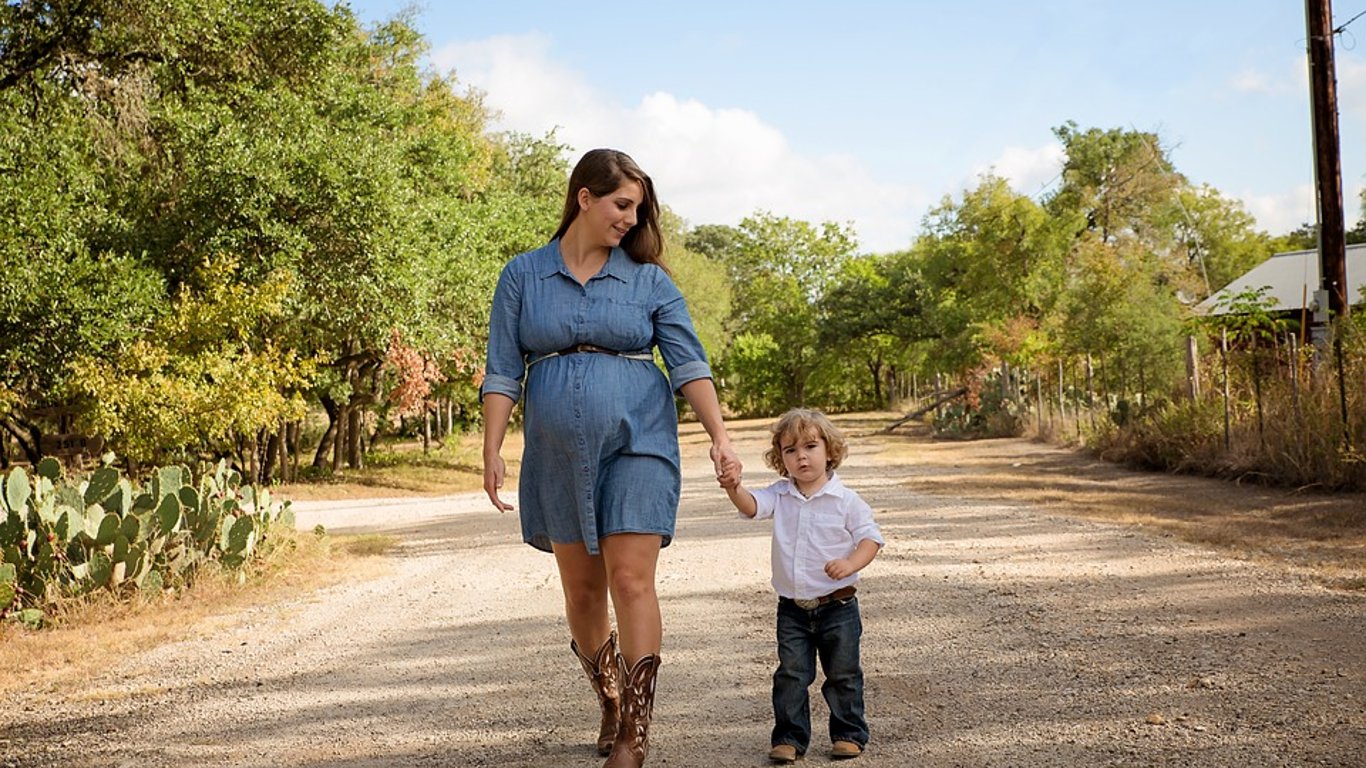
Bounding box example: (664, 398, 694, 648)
(579, 180, 643, 249)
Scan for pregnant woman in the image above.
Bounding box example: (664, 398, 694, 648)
(480, 148, 740, 768)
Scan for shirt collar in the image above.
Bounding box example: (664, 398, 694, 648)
(780, 472, 844, 500)
(538, 240, 632, 283)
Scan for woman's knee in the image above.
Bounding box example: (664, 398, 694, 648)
(607, 567, 656, 604)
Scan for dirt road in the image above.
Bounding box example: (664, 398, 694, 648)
(3, 417, 1363, 767)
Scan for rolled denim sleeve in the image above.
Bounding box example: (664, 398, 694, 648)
(650, 271, 712, 391)
(480, 264, 526, 403)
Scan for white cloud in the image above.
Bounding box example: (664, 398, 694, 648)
(431, 34, 930, 253)
(1226, 57, 1307, 97)
(1340, 56, 1366, 125)
(975, 143, 1065, 198)
(1231, 68, 1274, 94)
(1241, 183, 1316, 234)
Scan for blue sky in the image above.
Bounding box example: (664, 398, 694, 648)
(338, 1, 1366, 253)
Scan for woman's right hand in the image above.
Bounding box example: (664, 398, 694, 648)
(484, 454, 514, 512)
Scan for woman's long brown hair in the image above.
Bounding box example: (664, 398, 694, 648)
(552, 149, 664, 267)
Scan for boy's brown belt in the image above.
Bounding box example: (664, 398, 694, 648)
(787, 585, 857, 610)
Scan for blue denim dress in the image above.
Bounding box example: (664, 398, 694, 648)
(480, 241, 713, 554)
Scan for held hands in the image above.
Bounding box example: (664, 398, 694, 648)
(711, 443, 742, 489)
(483, 454, 514, 512)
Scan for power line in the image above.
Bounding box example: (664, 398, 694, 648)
(1335, 7, 1366, 33)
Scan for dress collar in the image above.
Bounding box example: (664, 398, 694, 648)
(539, 240, 633, 283)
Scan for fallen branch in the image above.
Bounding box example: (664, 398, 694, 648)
(883, 386, 968, 433)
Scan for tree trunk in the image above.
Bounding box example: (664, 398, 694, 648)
(422, 404, 432, 455)
(347, 401, 363, 469)
(262, 427, 282, 485)
(314, 395, 339, 469)
(288, 420, 301, 481)
(332, 400, 347, 471)
(866, 359, 884, 408)
(883, 386, 969, 432)
(3, 417, 42, 465)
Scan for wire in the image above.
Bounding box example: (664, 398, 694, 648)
(1335, 8, 1366, 34)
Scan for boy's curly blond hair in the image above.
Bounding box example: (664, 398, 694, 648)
(763, 408, 848, 477)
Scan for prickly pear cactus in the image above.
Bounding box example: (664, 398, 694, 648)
(2, 456, 294, 621)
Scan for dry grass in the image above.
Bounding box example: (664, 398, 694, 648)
(0, 528, 393, 697)
(873, 421, 1366, 590)
(276, 433, 493, 501)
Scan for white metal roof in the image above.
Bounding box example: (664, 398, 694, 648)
(1196, 243, 1365, 315)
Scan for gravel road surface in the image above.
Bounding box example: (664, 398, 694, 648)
(2, 420, 1363, 767)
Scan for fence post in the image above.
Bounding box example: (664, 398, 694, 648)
(1221, 327, 1231, 450)
(934, 372, 943, 423)
(1057, 359, 1066, 434)
(1034, 370, 1044, 433)
(1289, 331, 1301, 420)
(1185, 335, 1200, 399)
(1085, 353, 1096, 433)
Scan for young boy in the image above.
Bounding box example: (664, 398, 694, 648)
(719, 408, 883, 763)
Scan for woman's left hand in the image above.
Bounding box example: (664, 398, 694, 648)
(710, 442, 741, 482)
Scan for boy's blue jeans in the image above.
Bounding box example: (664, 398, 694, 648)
(772, 595, 868, 752)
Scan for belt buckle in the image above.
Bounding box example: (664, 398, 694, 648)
(793, 597, 821, 610)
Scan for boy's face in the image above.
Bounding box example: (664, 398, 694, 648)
(780, 428, 829, 493)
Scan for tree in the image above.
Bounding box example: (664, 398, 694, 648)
(1348, 188, 1366, 245)
(1047, 121, 1184, 248)
(818, 255, 922, 408)
(660, 209, 731, 361)
(0, 0, 564, 474)
(1173, 184, 1274, 296)
(710, 214, 858, 413)
(912, 175, 1064, 373)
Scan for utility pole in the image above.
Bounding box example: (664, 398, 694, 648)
(1306, 0, 1353, 450)
(1305, 0, 1349, 324)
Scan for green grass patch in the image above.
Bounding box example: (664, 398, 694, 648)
(336, 534, 399, 557)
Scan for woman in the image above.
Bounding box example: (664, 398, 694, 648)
(481, 148, 740, 768)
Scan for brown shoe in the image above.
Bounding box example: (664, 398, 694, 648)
(603, 654, 660, 768)
(831, 740, 863, 759)
(768, 744, 799, 763)
(570, 631, 621, 756)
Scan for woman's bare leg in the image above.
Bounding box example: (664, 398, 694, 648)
(551, 542, 612, 652)
(600, 533, 663, 665)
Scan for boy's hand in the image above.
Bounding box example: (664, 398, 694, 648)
(719, 459, 741, 485)
(824, 558, 857, 580)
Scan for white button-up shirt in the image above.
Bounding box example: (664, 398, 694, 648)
(745, 472, 884, 601)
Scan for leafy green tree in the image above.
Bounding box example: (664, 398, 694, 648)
(913, 175, 1064, 373)
(65, 261, 312, 469)
(1348, 188, 1366, 245)
(660, 209, 731, 360)
(1047, 121, 1184, 248)
(1174, 185, 1274, 296)
(1, 0, 563, 473)
(818, 254, 922, 407)
(715, 214, 858, 413)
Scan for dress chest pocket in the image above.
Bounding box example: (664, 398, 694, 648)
(592, 298, 652, 350)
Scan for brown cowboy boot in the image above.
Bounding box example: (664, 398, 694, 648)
(603, 653, 661, 768)
(571, 631, 622, 756)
